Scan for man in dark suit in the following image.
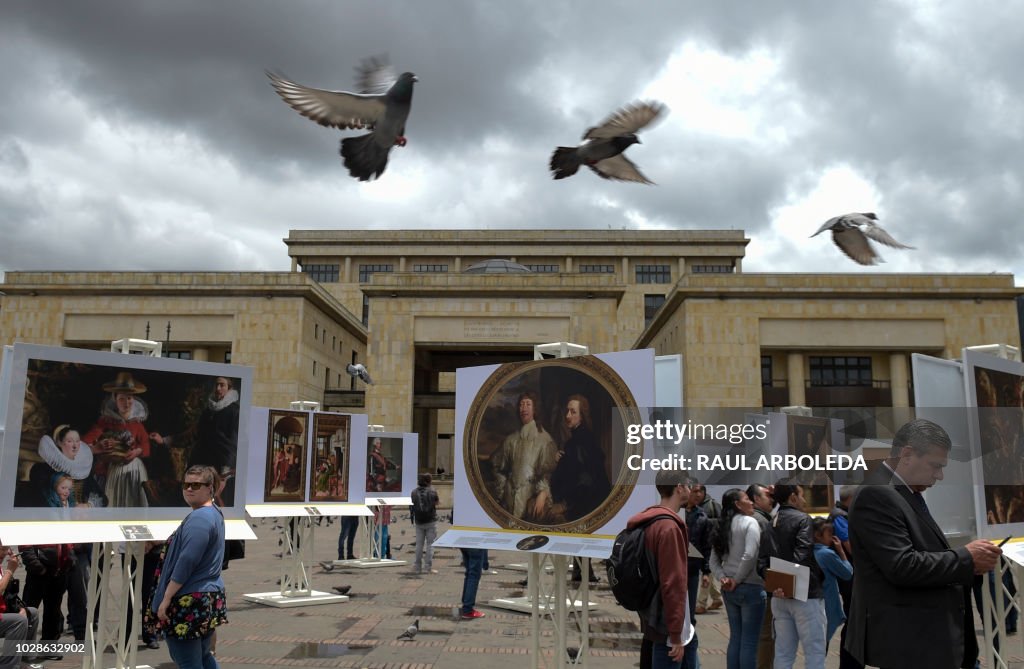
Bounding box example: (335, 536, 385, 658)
(846, 419, 1002, 669)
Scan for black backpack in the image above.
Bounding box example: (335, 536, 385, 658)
(411, 487, 436, 524)
(606, 514, 676, 611)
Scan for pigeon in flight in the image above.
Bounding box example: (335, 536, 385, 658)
(397, 619, 419, 641)
(346, 363, 373, 385)
(550, 101, 666, 183)
(267, 56, 418, 181)
(810, 213, 915, 266)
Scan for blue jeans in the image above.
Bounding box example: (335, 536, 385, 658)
(641, 638, 684, 669)
(165, 634, 217, 669)
(772, 597, 826, 669)
(338, 517, 358, 559)
(723, 583, 766, 669)
(460, 548, 485, 614)
(373, 525, 390, 558)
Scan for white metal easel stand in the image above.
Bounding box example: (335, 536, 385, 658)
(500, 343, 599, 669)
(333, 503, 408, 568)
(980, 553, 1020, 669)
(84, 540, 147, 669)
(243, 512, 347, 608)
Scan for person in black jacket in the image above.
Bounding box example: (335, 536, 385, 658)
(683, 480, 710, 669)
(766, 482, 826, 669)
(845, 419, 1001, 669)
(21, 543, 74, 644)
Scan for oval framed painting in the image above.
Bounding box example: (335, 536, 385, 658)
(463, 355, 643, 533)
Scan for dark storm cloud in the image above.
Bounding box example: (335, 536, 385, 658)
(0, 1, 1021, 280)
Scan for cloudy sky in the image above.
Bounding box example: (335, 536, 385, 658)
(2, 1, 1022, 282)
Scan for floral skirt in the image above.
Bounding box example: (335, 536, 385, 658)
(143, 590, 228, 640)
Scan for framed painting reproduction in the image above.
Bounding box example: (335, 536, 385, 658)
(0, 343, 251, 521)
(455, 349, 655, 534)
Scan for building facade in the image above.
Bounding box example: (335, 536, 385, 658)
(1, 230, 1021, 474)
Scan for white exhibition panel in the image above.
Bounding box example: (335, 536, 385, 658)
(433, 527, 614, 559)
(453, 348, 657, 536)
(363, 430, 419, 498)
(911, 353, 977, 539)
(364, 497, 413, 507)
(244, 503, 372, 518)
(654, 354, 683, 408)
(0, 343, 253, 522)
(962, 349, 1024, 540)
(0, 518, 256, 544)
(245, 407, 369, 505)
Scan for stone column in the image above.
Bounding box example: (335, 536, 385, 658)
(787, 352, 806, 407)
(192, 347, 209, 362)
(890, 352, 910, 408)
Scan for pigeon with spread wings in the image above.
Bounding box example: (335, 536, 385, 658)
(267, 57, 417, 181)
(810, 213, 915, 266)
(346, 363, 373, 386)
(550, 101, 666, 183)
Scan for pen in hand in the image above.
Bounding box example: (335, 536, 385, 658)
(998, 536, 1013, 548)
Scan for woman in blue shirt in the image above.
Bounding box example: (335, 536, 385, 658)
(152, 465, 227, 669)
(811, 517, 853, 648)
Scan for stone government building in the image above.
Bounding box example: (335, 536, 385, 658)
(1, 229, 1022, 482)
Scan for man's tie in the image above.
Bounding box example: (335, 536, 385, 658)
(912, 491, 932, 519)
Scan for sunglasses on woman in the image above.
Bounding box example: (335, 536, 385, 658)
(181, 481, 210, 490)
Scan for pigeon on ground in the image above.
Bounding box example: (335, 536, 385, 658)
(810, 212, 915, 266)
(318, 560, 336, 572)
(267, 56, 418, 182)
(397, 619, 419, 641)
(567, 647, 581, 662)
(346, 363, 374, 385)
(550, 101, 666, 183)
(332, 584, 352, 595)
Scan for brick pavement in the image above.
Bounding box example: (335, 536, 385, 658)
(37, 512, 1011, 668)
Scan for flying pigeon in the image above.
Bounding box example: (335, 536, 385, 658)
(810, 213, 915, 266)
(346, 363, 373, 385)
(267, 56, 418, 181)
(332, 584, 352, 595)
(549, 101, 666, 183)
(397, 619, 419, 641)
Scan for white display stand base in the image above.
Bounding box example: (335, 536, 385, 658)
(242, 590, 348, 608)
(505, 562, 556, 573)
(488, 595, 598, 614)
(242, 515, 348, 608)
(329, 557, 408, 569)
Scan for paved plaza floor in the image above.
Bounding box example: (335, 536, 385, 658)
(37, 511, 1019, 669)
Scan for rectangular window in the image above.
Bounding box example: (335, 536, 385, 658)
(302, 264, 340, 283)
(644, 294, 666, 327)
(224, 352, 232, 364)
(635, 264, 671, 284)
(579, 264, 615, 274)
(412, 264, 448, 273)
(761, 355, 772, 386)
(525, 264, 559, 273)
(362, 294, 369, 326)
(692, 264, 734, 274)
(165, 350, 192, 360)
(809, 356, 873, 387)
(358, 264, 393, 282)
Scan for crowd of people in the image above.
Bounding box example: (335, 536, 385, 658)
(632, 419, 1010, 669)
(3, 417, 1018, 669)
(1, 464, 229, 669)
